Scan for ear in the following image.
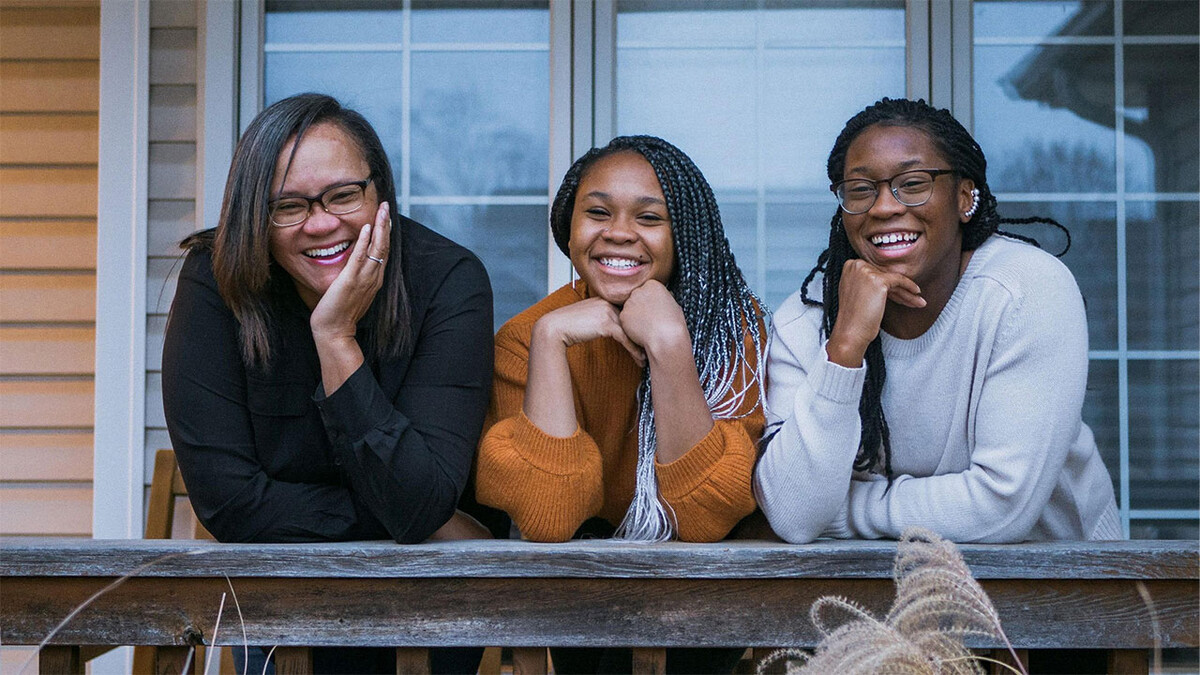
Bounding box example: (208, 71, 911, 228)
(957, 178, 977, 224)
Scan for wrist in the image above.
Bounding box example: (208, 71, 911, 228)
(642, 320, 692, 362)
(531, 315, 570, 351)
(825, 335, 867, 368)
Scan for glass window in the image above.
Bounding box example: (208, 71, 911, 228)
(974, 0, 1200, 538)
(615, 0, 906, 310)
(263, 0, 550, 328)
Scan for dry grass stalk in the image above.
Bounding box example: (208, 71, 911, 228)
(758, 528, 1025, 675)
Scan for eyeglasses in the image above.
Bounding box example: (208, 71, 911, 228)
(268, 178, 372, 227)
(832, 169, 955, 215)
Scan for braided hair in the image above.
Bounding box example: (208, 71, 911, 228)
(800, 98, 1068, 480)
(551, 135, 769, 541)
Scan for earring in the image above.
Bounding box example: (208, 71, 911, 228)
(963, 188, 980, 219)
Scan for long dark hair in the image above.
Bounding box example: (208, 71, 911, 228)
(551, 135, 768, 540)
(183, 93, 409, 367)
(801, 98, 1067, 479)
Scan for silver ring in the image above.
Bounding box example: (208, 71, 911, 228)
(366, 255, 385, 265)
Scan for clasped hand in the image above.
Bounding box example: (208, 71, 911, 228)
(539, 280, 691, 368)
(825, 259, 926, 368)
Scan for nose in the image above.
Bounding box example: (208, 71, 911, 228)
(601, 215, 638, 242)
(300, 202, 342, 234)
(867, 181, 906, 217)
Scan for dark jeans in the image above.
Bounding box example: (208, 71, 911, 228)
(232, 645, 483, 675)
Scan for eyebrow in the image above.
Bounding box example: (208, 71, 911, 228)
(845, 158, 924, 176)
(273, 179, 364, 201)
(580, 190, 666, 207)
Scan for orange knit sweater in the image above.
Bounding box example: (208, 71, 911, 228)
(475, 282, 763, 543)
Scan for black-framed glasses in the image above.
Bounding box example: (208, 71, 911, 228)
(268, 178, 372, 227)
(832, 169, 955, 215)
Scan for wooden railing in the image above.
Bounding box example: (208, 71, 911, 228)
(1, 537, 1196, 674)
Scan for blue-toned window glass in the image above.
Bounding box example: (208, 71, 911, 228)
(614, 0, 906, 310)
(264, 0, 550, 327)
(973, 0, 1200, 539)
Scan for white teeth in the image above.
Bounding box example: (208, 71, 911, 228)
(304, 241, 351, 258)
(871, 232, 919, 246)
(599, 257, 641, 269)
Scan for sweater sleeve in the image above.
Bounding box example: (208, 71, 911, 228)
(655, 334, 764, 543)
(475, 332, 605, 542)
(163, 250, 382, 543)
(834, 266, 1091, 543)
(753, 298, 867, 544)
(315, 253, 494, 544)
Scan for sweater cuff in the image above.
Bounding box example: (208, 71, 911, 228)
(508, 411, 596, 476)
(822, 495, 853, 539)
(813, 340, 867, 403)
(655, 421, 754, 501)
(314, 364, 397, 442)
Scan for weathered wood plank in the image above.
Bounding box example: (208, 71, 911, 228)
(0, 539, 1194, 581)
(512, 647, 546, 675)
(1, 575, 1194, 649)
(394, 648, 430, 674)
(631, 647, 665, 675)
(274, 646, 311, 675)
(37, 645, 81, 674)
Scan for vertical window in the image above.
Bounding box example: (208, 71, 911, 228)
(973, 0, 1199, 538)
(263, 0, 551, 326)
(614, 0, 907, 309)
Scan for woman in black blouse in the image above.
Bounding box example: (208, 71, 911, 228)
(162, 93, 492, 672)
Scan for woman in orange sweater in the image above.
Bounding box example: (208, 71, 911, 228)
(476, 135, 768, 548)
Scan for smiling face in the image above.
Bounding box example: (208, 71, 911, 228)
(840, 123, 975, 297)
(268, 122, 378, 308)
(568, 151, 675, 305)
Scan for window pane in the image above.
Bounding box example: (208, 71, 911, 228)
(1128, 201, 1200, 350)
(974, 1, 1112, 39)
(1129, 359, 1199, 511)
(975, 44, 1116, 193)
(616, 0, 905, 309)
(265, 1, 403, 44)
(412, 0, 548, 43)
(1130, 520, 1199, 540)
(410, 51, 549, 197)
(1082, 359, 1120, 506)
(995, 201, 1117, 350)
(408, 205, 547, 329)
(1124, 0, 1199, 36)
(1125, 45, 1199, 193)
(264, 52, 405, 180)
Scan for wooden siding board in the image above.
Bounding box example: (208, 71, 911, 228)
(0, 167, 98, 218)
(144, 373, 165, 429)
(0, 113, 98, 164)
(0, 326, 94, 375)
(0, 432, 92, 481)
(149, 84, 197, 142)
(146, 256, 181, 315)
(147, 199, 195, 256)
(148, 27, 197, 85)
(148, 143, 196, 200)
(149, 0, 197, 29)
(0, 220, 95, 269)
(0, 61, 99, 113)
(146, 314, 166, 371)
(0, 6, 100, 59)
(0, 380, 93, 428)
(0, 485, 91, 535)
(144, 428, 173, 484)
(0, 273, 95, 322)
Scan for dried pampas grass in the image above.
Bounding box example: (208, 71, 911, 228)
(758, 527, 1024, 675)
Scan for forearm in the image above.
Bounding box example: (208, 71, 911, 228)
(314, 333, 365, 395)
(522, 320, 579, 437)
(645, 327, 712, 464)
